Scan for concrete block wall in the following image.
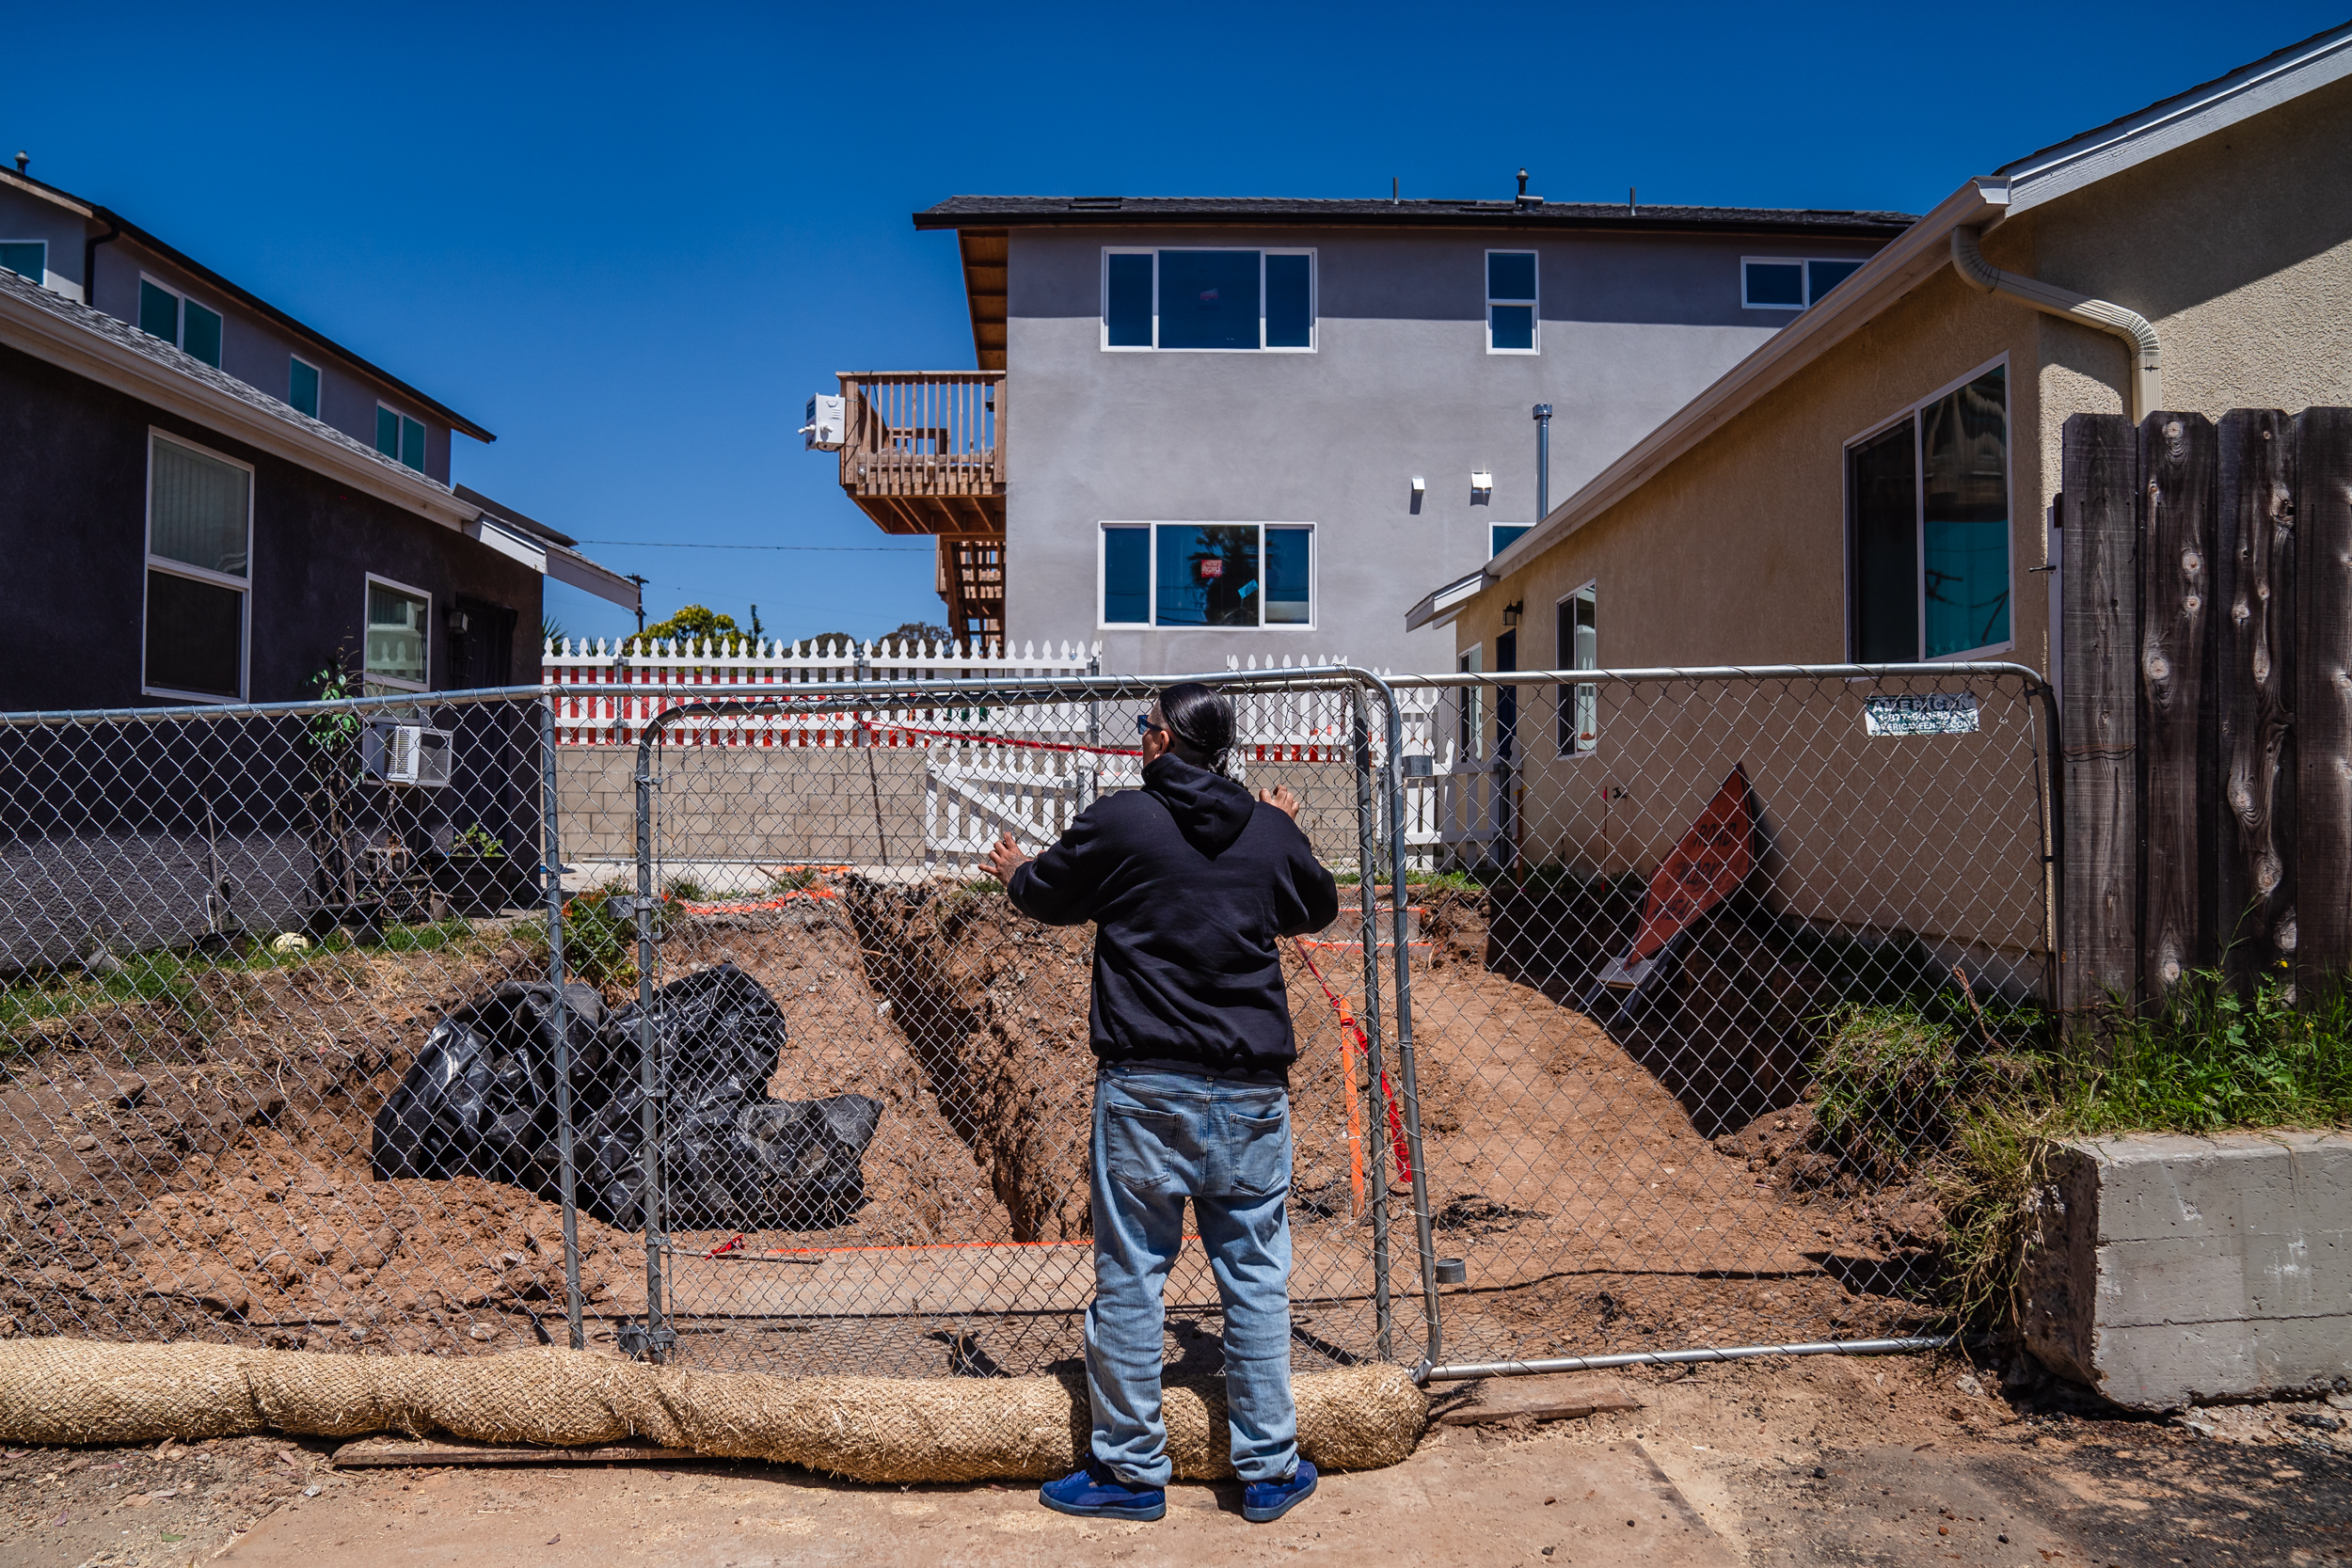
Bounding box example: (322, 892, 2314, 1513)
(2023, 1131, 2352, 1410)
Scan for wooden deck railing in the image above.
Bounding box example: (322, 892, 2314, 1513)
(836, 371, 1005, 533)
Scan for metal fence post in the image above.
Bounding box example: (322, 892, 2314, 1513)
(1371, 674, 1442, 1377)
(1349, 685, 1394, 1360)
(632, 726, 668, 1361)
(539, 697, 585, 1351)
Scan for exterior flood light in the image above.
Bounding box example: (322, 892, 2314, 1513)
(1470, 470, 1494, 493)
(1410, 475, 1425, 495)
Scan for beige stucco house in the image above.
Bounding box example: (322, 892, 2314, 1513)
(1403, 24, 2352, 995)
(1414, 21, 2350, 680)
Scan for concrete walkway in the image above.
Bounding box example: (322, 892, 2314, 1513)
(215, 1427, 1732, 1568)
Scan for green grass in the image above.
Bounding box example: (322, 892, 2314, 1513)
(0, 916, 515, 1057)
(1919, 967, 2352, 1325)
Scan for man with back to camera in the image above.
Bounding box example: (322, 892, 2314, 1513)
(982, 682, 1339, 1524)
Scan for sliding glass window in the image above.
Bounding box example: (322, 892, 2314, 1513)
(1101, 249, 1316, 351)
(1099, 523, 1315, 628)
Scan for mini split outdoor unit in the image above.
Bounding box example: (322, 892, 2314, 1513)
(802, 394, 847, 451)
(362, 721, 453, 787)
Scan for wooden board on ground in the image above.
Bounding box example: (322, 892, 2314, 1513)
(332, 1434, 707, 1468)
(1433, 1372, 1645, 1426)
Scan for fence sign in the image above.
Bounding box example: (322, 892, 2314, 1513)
(1862, 692, 1980, 736)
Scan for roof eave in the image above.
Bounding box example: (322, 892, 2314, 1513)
(913, 205, 1913, 238)
(1998, 21, 2352, 215)
(0, 285, 477, 531)
(0, 168, 497, 443)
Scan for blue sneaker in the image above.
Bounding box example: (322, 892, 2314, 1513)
(1040, 1460, 1167, 1521)
(1242, 1460, 1317, 1523)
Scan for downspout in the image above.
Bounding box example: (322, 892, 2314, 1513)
(1951, 226, 2159, 420)
(82, 215, 121, 312)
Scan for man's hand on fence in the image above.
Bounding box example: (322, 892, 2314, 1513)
(983, 831, 1030, 887)
(1258, 785, 1301, 819)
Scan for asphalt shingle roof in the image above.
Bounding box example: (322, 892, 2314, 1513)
(0, 263, 460, 498)
(915, 195, 1917, 235)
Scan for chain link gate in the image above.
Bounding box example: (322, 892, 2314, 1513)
(1384, 663, 2055, 1379)
(612, 670, 1432, 1379)
(1, 661, 2051, 1392)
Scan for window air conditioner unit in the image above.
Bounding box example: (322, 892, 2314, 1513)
(363, 721, 453, 787)
(803, 394, 847, 451)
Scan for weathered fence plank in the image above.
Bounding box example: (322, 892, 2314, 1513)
(2060, 413, 2141, 1011)
(2138, 413, 2218, 1001)
(2213, 410, 2297, 991)
(2295, 407, 2352, 982)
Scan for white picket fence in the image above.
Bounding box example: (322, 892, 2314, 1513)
(540, 638, 1098, 747)
(542, 639, 1501, 867)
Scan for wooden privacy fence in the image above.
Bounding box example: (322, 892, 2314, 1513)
(2059, 405, 2352, 1009)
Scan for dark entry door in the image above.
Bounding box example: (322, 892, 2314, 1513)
(450, 598, 517, 691)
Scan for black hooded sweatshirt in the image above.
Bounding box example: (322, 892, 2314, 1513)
(1006, 754, 1341, 1084)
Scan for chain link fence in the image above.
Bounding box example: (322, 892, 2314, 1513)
(0, 689, 603, 1360)
(0, 664, 2052, 1387)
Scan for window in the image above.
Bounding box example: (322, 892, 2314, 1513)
(1846, 360, 2011, 661)
(0, 241, 44, 285)
(144, 433, 251, 702)
(1490, 524, 1531, 557)
(288, 357, 321, 419)
(376, 404, 426, 471)
(1098, 523, 1314, 627)
(1486, 251, 1537, 353)
(136, 277, 223, 367)
(1742, 257, 1867, 311)
(1100, 249, 1315, 351)
(1556, 585, 1597, 757)
(365, 578, 431, 689)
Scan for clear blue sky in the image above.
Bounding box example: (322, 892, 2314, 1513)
(7, 2, 2342, 649)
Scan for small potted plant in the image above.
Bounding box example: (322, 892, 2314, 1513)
(435, 822, 532, 916)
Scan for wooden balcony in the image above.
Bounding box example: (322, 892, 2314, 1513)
(835, 371, 1005, 537)
(833, 372, 1006, 642)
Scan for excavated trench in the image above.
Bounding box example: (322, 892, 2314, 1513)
(4, 870, 1955, 1380)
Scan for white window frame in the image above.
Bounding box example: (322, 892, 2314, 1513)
(0, 238, 48, 288)
(1485, 249, 1539, 355)
(288, 355, 323, 420)
(141, 429, 253, 705)
(1456, 644, 1483, 762)
(363, 572, 433, 692)
(1740, 256, 1867, 311)
(1555, 580, 1597, 759)
(1094, 521, 1318, 631)
(375, 401, 426, 470)
(1839, 353, 2015, 664)
(1099, 248, 1318, 353)
(136, 272, 222, 356)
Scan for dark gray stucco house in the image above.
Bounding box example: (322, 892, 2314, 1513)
(818, 186, 1914, 673)
(0, 163, 636, 710)
(0, 166, 639, 972)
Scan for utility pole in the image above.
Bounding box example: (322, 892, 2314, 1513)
(1532, 404, 1553, 519)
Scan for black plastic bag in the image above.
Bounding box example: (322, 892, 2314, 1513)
(370, 962, 882, 1232)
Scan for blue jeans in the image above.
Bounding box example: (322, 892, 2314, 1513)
(1086, 1066, 1297, 1487)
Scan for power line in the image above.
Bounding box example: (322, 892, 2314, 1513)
(578, 540, 931, 552)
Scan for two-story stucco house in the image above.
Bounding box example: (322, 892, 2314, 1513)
(0, 160, 635, 708)
(817, 185, 1912, 672)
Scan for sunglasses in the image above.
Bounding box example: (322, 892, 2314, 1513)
(1135, 714, 1168, 736)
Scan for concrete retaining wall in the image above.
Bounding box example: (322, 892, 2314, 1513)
(2022, 1130, 2352, 1410)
